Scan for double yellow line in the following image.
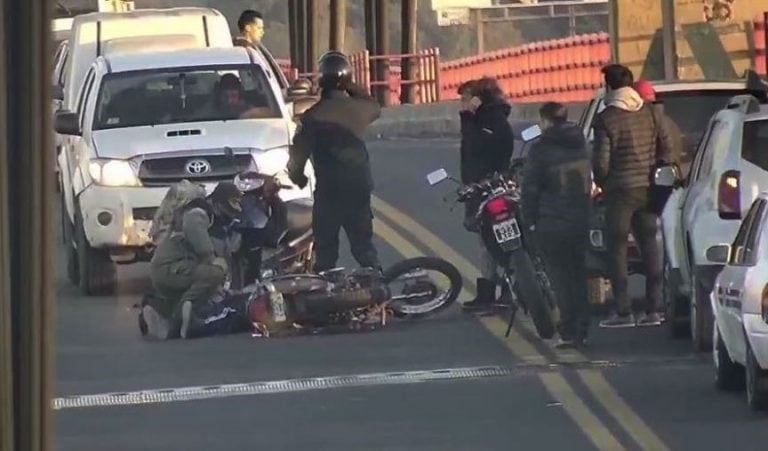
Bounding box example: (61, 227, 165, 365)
(371, 195, 669, 451)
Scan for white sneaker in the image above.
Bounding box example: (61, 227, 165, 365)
(142, 305, 170, 340)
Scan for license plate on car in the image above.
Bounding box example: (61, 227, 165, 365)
(493, 218, 521, 243)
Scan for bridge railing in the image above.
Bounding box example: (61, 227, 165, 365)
(278, 17, 768, 105)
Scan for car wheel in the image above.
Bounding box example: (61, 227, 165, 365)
(746, 342, 768, 411)
(691, 268, 714, 352)
(664, 260, 689, 338)
(714, 325, 743, 390)
(75, 207, 116, 296)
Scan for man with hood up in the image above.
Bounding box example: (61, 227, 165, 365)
(522, 102, 592, 348)
(592, 64, 673, 328)
(458, 77, 516, 311)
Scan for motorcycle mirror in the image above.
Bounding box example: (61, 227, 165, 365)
(653, 165, 678, 187)
(427, 168, 449, 186)
(521, 124, 542, 142)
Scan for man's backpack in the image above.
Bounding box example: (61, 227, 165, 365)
(150, 180, 207, 245)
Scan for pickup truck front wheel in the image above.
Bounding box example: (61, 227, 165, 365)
(74, 207, 116, 296)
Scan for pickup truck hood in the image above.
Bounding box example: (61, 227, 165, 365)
(91, 119, 290, 159)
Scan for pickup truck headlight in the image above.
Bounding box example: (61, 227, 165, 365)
(88, 159, 141, 187)
(252, 146, 314, 189)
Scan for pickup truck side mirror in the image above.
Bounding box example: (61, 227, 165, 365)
(54, 110, 81, 136)
(52, 85, 64, 101)
(706, 244, 730, 264)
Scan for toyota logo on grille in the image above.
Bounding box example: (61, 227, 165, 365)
(185, 159, 211, 175)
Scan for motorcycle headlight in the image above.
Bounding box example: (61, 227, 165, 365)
(88, 159, 141, 187)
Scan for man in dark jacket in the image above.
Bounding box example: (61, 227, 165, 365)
(593, 64, 673, 328)
(522, 102, 592, 347)
(143, 182, 244, 340)
(233, 10, 288, 93)
(458, 77, 517, 311)
(287, 51, 381, 272)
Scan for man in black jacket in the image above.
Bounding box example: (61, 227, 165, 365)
(287, 51, 381, 272)
(522, 102, 592, 347)
(593, 64, 673, 328)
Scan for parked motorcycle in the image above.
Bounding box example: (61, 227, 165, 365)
(230, 171, 315, 289)
(426, 165, 557, 339)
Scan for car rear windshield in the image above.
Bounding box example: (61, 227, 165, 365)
(93, 64, 282, 130)
(741, 120, 768, 171)
(657, 90, 751, 166)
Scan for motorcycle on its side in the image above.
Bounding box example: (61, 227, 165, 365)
(425, 126, 556, 340)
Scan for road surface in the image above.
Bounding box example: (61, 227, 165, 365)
(55, 139, 768, 451)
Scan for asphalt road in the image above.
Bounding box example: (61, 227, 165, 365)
(55, 139, 768, 451)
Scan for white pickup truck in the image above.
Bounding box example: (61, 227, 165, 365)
(55, 46, 315, 296)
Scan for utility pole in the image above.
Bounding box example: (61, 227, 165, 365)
(401, 0, 418, 104)
(1, 1, 57, 451)
(306, 0, 318, 71)
(661, 0, 678, 80)
(296, 0, 307, 73)
(329, 0, 346, 52)
(374, 0, 390, 105)
(288, 0, 299, 71)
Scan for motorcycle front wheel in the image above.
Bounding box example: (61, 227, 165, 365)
(383, 257, 462, 319)
(511, 249, 555, 339)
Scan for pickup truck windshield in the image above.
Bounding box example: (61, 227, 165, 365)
(93, 64, 282, 130)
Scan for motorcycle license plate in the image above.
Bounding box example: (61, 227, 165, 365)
(492, 218, 521, 243)
(270, 291, 287, 322)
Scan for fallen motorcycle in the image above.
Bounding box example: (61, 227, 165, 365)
(151, 257, 463, 339)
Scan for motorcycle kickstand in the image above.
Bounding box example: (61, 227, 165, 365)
(504, 303, 519, 338)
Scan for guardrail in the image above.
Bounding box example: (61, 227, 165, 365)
(278, 17, 768, 105)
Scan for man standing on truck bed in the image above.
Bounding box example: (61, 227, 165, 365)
(592, 64, 673, 329)
(234, 10, 285, 90)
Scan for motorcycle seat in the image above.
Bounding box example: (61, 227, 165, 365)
(284, 198, 313, 242)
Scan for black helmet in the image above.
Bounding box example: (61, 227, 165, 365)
(317, 51, 352, 91)
(208, 181, 243, 219)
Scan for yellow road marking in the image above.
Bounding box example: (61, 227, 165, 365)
(540, 373, 628, 451)
(372, 195, 668, 451)
(578, 370, 671, 451)
(373, 203, 625, 450)
(373, 218, 472, 300)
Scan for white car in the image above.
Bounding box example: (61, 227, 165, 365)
(708, 195, 768, 411)
(54, 46, 314, 296)
(662, 93, 768, 351)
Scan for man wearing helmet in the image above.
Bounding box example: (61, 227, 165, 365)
(287, 51, 382, 272)
(142, 182, 244, 339)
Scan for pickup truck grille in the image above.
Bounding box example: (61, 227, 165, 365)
(138, 154, 253, 187)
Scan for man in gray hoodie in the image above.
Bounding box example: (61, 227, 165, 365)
(592, 64, 673, 328)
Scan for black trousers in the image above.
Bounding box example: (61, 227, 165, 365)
(312, 194, 380, 272)
(605, 188, 663, 315)
(537, 227, 590, 341)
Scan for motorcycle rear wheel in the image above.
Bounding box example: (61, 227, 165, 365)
(383, 257, 462, 319)
(511, 249, 555, 339)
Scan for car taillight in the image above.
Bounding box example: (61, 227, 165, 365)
(762, 284, 768, 323)
(718, 170, 741, 220)
(485, 197, 508, 216)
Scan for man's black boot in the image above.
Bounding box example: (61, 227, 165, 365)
(462, 278, 496, 311)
